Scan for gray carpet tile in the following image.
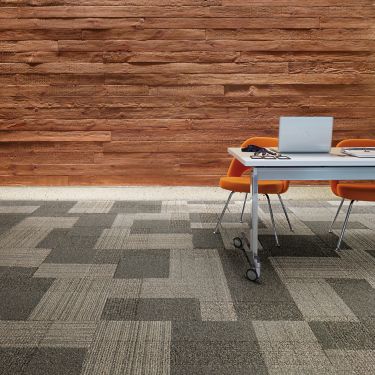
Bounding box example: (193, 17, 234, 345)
(171, 341, 267, 374)
(0, 347, 36, 375)
(0, 198, 374, 374)
(327, 279, 375, 321)
(102, 298, 201, 322)
(115, 249, 170, 279)
(92, 248, 124, 264)
(0, 214, 27, 228)
(0, 268, 53, 320)
(171, 321, 257, 342)
(192, 228, 225, 249)
(110, 201, 163, 214)
(30, 202, 76, 216)
(130, 219, 191, 234)
(260, 234, 339, 257)
(101, 298, 138, 320)
(23, 347, 86, 375)
(309, 321, 375, 350)
(234, 302, 303, 321)
(41, 228, 103, 264)
(74, 214, 116, 228)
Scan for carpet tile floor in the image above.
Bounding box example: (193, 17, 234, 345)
(0, 198, 374, 374)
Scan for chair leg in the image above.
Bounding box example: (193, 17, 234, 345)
(265, 194, 280, 247)
(214, 191, 235, 234)
(240, 193, 248, 223)
(329, 198, 345, 233)
(335, 200, 354, 251)
(277, 194, 293, 232)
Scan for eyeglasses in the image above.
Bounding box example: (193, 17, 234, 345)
(241, 144, 290, 160)
(250, 154, 290, 160)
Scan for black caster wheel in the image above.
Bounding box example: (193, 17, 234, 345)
(233, 237, 243, 249)
(246, 268, 259, 282)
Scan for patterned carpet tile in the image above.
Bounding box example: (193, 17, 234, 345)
(0, 198, 374, 374)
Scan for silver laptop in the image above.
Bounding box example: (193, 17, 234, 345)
(278, 116, 333, 153)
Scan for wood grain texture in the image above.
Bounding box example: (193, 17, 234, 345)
(0, 1, 374, 186)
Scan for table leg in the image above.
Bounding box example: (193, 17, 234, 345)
(250, 168, 261, 279)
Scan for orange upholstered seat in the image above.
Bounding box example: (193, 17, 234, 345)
(221, 136, 289, 194)
(220, 177, 287, 195)
(329, 138, 375, 250)
(334, 183, 375, 202)
(214, 136, 292, 244)
(331, 139, 375, 202)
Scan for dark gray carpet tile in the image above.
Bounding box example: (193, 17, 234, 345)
(234, 301, 303, 321)
(42, 230, 99, 249)
(172, 364, 268, 375)
(40, 228, 102, 263)
(102, 298, 201, 321)
(101, 298, 138, 320)
(192, 228, 225, 249)
(137, 298, 201, 321)
(0, 214, 27, 227)
(67, 226, 108, 237)
(171, 341, 267, 374)
(220, 253, 297, 304)
(92, 248, 123, 264)
(130, 219, 191, 234)
(260, 234, 339, 257)
(73, 214, 116, 227)
(43, 245, 98, 264)
(309, 321, 375, 350)
(114, 249, 170, 279)
(0, 266, 37, 279)
(303, 220, 364, 249)
(0, 266, 9, 277)
(23, 348, 86, 375)
(110, 201, 162, 214)
(327, 279, 375, 320)
(304, 220, 367, 231)
(171, 321, 257, 342)
(189, 213, 217, 223)
(0, 348, 36, 375)
(0, 201, 45, 206)
(259, 202, 293, 213)
(0, 270, 53, 320)
(367, 249, 375, 258)
(36, 229, 70, 249)
(30, 202, 76, 216)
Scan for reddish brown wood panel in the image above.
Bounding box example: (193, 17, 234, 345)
(0, 1, 374, 186)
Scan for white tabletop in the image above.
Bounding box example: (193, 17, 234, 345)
(228, 147, 375, 168)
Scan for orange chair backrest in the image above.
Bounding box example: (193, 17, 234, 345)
(227, 137, 278, 177)
(331, 138, 375, 193)
(335, 139, 375, 148)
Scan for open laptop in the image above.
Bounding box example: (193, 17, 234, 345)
(278, 116, 333, 153)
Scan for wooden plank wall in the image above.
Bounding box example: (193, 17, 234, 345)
(0, 0, 374, 186)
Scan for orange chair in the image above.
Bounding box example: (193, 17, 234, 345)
(214, 137, 293, 246)
(329, 139, 375, 250)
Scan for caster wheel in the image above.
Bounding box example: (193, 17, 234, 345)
(246, 268, 259, 282)
(233, 237, 243, 249)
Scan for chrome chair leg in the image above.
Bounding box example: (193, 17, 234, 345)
(240, 193, 248, 223)
(214, 191, 235, 234)
(336, 200, 354, 251)
(277, 194, 293, 232)
(265, 194, 280, 247)
(329, 198, 345, 233)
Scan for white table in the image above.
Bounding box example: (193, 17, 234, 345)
(228, 147, 375, 281)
